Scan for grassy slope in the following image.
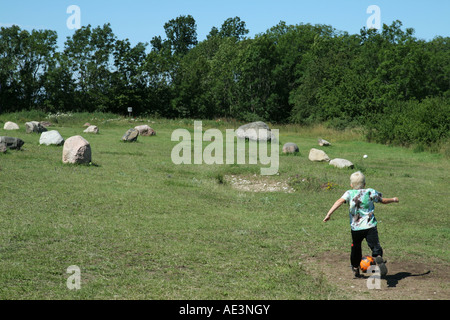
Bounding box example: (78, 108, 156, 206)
(0, 115, 448, 299)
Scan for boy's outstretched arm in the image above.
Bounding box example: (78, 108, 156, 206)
(323, 198, 346, 222)
(381, 197, 399, 204)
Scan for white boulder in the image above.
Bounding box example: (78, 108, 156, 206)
(308, 148, 330, 162)
(40, 130, 65, 146)
(83, 125, 99, 134)
(329, 158, 354, 169)
(3, 122, 20, 130)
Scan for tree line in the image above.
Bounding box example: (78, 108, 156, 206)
(0, 16, 448, 146)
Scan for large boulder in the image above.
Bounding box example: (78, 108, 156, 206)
(3, 122, 20, 130)
(122, 128, 139, 142)
(329, 158, 354, 169)
(40, 130, 65, 146)
(236, 121, 274, 141)
(25, 121, 47, 134)
(282, 142, 299, 154)
(308, 148, 330, 162)
(134, 125, 156, 136)
(83, 125, 99, 134)
(0, 136, 25, 150)
(62, 136, 92, 164)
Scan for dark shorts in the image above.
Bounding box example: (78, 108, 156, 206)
(350, 226, 383, 268)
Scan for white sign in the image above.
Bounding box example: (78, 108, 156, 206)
(128, 107, 133, 113)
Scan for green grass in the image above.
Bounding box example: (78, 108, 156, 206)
(0, 114, 448, 299)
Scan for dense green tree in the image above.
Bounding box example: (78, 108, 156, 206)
(63, 23, 116, 111)
(163, 15, 198, 56)
(110, 39, 147, 114)
(216, 16, 249, 40)
(0, 25, 57, 112)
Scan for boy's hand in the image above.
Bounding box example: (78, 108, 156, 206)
(323, 198, 345, 223)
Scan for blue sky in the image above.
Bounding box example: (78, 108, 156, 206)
(1, 0, 449, 50)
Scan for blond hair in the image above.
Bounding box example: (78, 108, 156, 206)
(350, 171, 366, 189)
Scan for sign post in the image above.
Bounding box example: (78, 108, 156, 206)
(128, 107, 133, 117)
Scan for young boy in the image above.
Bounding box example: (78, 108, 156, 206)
(323, 171, 399, 278)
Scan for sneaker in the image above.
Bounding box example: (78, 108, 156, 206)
(352, 266, 362, 278)
(375, 256, 388, 277)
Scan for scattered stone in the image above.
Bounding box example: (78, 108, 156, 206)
(84, 125, 99, 134)
(318, 138, 331, 146)
(0, 136, 25, 150)
(135, 125, 156, 136)
(282, 142, 299, 154)
(39, 130, 65, 146)
(3, 122, 20, 130)
(308, 148, 330, 162)
(236, 121, 275, 141)
(122, 128, 139, 142)
(0, 142, 7, 153)
(40, 121, 52, 127)
(25, 121, 47, 134)
(62, 135, 92, 164)
(329, 158, 354, 169)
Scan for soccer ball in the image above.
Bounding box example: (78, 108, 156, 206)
(360, 255, 375, 272)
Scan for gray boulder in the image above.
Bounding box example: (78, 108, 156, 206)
(0, 136, 25, 150)
(26, 121, 47, 134)
(62, 136, 91, 164)
(318, 138, 331, 146)
(329, 158, 354, 169)
(282, 142, 299, 154)
(122, 128, 139, 142)
(236, 121, 274, 141)
(40, 130, 65, 146)
(308, 148, 330, 162)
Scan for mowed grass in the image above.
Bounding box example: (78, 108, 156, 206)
(0, 115, 448, 300)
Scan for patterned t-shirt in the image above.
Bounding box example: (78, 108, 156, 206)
(341, 188, 383, 231)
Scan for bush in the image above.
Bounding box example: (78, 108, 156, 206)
(366, 97, 450, 147)
(0, 110, 48, 123)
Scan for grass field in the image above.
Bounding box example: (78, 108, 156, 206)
(0, 113, 448, 300)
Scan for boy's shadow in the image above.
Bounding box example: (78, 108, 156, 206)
(384, 270, 431, 288)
